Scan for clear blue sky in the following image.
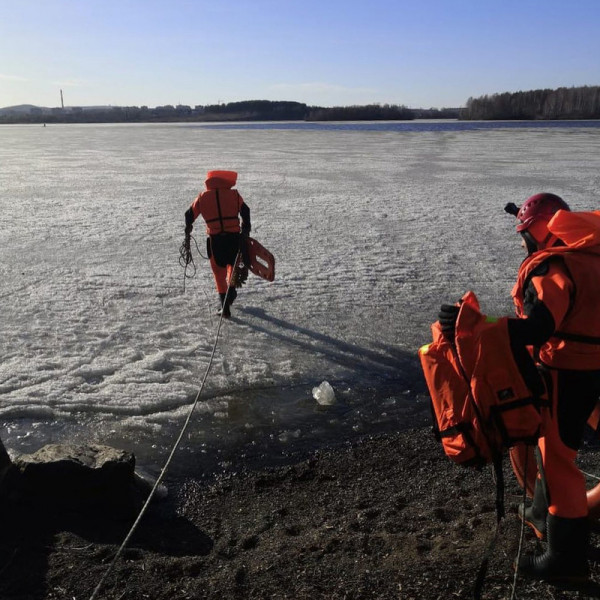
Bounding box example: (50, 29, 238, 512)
(1, 0, 599, 109)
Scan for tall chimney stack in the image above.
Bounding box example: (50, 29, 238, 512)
(60, 89, 64, 109)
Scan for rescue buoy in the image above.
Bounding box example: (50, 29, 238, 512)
(509, 443, 600, 519)
(246, 237, 275, 282)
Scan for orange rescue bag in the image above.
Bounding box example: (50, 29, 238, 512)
(419, 291, 545, 468)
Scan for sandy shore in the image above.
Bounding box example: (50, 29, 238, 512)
(1, 426, 600, 599)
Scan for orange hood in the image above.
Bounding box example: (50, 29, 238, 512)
(548, 210, 600, 249)
(205, 170, 237, 190)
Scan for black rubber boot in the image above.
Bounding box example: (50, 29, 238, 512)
(227, 287, 237, 306)
(517, 514, 590, 583)
(217, 293, 231, 318)
(518, 477, 548, 540)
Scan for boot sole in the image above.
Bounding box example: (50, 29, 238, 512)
(517, 506, 546, 540)
(523, 518, 546, 540)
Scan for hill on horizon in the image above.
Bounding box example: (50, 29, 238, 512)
(0, 104, 42, 114)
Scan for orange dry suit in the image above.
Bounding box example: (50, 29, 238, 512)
(510, 210, 600, 519)
(185, 171, 251, 294)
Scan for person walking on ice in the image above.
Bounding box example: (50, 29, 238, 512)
(184, 170, 251, 318)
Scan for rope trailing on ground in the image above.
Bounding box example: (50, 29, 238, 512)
(510, 447, 530, 600)
(582, 470, 600, 481)
(89, 254, 241, 600)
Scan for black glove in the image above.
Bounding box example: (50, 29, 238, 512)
(504, 202, 519, 216)
(185, 224, 193, 235)
(241, 224, 251, 237)
(438, 304, 460, 336)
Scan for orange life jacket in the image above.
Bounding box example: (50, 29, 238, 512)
(191, 188, 244, 235)
(512, 210, 600, 370)
(419, 291, 545, 469)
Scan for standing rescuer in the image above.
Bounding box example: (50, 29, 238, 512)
(184, 170, 251, 318)
(439, 193, 600, 583)
(502, 193, 600, 582)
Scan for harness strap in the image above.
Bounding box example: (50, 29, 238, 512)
(491, 396, 538, 412)
(438, 421, 473, 438)
(215, 189, 224, 233)
(204, 190, 240, 231)
(553, 331, 600, 345)
(205, 216, 239, 224)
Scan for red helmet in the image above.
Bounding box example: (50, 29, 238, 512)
(516, 193, 570, 233)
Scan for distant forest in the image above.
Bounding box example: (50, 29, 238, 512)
(3, 86, 600, 124)
(462, 85, 600, 120)
(0, 100, 459, 124)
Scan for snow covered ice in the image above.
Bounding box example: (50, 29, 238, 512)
(1, 121, 599, 475)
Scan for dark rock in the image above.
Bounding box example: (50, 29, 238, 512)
(10, 443, 148, 515)
(0, 436, 18, 501)
(0, 436, 13, 485)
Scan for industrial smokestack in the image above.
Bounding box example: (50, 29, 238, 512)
(60, 89, 64, 109)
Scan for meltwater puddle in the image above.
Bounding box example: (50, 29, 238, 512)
(1, 378, 430, 482)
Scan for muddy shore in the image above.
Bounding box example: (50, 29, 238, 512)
(2, 426, 600, 599)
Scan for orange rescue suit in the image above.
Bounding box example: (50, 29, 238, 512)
(512, 211, 600, 370)
(184, 171, 251, 296)
(511, 210, 600, 518)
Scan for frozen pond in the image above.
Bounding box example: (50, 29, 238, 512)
(1, 122, 599, 476)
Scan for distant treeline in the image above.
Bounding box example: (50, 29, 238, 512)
(0, 99, 460, 124)
(307, 104, 414, 121)
(462, 85, 600, 120)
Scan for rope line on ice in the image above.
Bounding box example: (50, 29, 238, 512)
(89, 253, 241, 600)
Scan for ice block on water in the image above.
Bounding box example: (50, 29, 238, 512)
(312, 381, 336, 405)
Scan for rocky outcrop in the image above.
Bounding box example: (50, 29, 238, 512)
(5, 443, 156, 516)
(0, 437, 12, 493)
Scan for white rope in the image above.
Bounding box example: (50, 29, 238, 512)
(581, 469, 600, 482)
(89, 255, 240, 600)
(510, 448, 530, 600)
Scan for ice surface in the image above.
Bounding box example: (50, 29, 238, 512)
(1, 122, 599, 473)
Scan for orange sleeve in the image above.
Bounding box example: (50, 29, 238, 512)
(529, 261, 574, 330)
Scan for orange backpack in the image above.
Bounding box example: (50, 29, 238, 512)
(419, 291, 546, 469)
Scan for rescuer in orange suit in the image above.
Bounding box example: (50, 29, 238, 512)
(440, 193, 600, 583)
(184, 170, 251, 318)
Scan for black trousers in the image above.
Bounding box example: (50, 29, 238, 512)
(207, 233, 242, 268)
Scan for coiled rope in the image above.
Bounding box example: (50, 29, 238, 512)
(179, 230, 215, 327)
(179, 232, 208, 291)
(89, 253, 240, 600)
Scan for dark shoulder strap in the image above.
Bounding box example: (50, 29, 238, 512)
(553, 331, 600, 345)
(214, 189, 224, 233)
